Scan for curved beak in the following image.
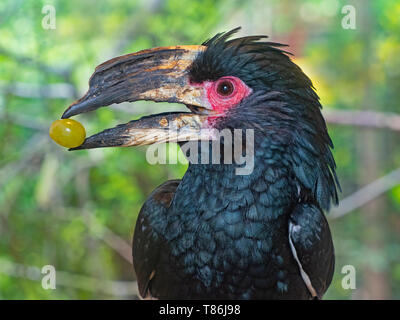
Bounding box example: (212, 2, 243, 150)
(61, 45, 215, 150)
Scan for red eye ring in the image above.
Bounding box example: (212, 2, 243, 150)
(204, 76, 252, 115)
(215, 79, 235, 97)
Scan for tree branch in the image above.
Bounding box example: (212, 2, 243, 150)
(58, 207, 133, 265)
(0, 81, 75, 99)
(0, 134, 47, 188)
(330, 167, 400, 219)
(323, 109, 400, 132)
(0, 258, 138, 297)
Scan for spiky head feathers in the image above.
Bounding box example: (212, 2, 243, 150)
(189, 27, 340, 210)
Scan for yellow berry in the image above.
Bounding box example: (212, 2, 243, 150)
(49, 119, 86, 148)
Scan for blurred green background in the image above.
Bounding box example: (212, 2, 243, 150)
(1, 0, 399, 299)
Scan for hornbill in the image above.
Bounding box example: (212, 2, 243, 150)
(62, 28, 340, 299)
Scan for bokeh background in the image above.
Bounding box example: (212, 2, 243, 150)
(1, 0, 399, 299)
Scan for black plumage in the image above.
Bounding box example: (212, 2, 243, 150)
(132, 29, 340, 299)
(62, 27, 340, 299)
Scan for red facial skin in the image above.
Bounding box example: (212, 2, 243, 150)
(204, 76, 252, 114)
(190, 76, 252, 126)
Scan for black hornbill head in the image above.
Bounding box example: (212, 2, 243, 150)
(63, 27, 339, 211)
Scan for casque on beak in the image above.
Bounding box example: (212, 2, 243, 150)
(62, 45, 215, 150)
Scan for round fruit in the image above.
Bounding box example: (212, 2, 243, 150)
(49, 119, 86, 148)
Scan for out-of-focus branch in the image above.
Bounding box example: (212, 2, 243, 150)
(101, 226, 134, 264)
(330, 167, 400, 219)
(58, 207, 133, 265)
(0, 47, 79, 99)
(84, 212, 134, 265)
(0, 109, 48, 131)
(323, 109, 400, 132)
(72, 161, 133, 265)
(0, 134, 47, 188)
(0, 81, 75, 99)
(0, 258, 138, 297)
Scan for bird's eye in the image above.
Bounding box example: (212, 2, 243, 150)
(206, 76, 251, 113)
(216, 80, 234, 97)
